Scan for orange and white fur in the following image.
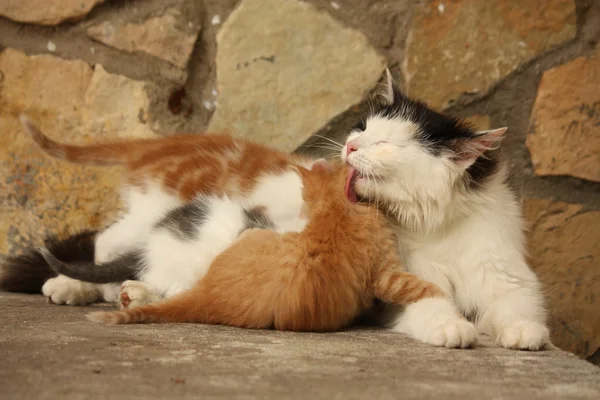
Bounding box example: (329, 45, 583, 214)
(85, 163, 464, 340)
(20, 113, 477, 348)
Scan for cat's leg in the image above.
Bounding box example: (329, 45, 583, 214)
(119, 280, 163, 309)
(42, 275, 119, 305)
(376, 253, 477, 348)
(476, 276, 549, 351)
(95, 185, 182, 264)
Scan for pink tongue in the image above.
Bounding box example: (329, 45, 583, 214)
(344, 167, 359, 204)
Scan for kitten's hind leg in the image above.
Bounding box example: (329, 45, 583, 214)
(42, 275, 118, 305)
(119, 280, 163, 309)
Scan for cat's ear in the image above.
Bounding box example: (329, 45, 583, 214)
(452, 127, 507, 169)
(384, 68, 394, 105)
(311, 158, 333, 173)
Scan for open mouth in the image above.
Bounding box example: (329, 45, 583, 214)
(344, 166, 359, 204)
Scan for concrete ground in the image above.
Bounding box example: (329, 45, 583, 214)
(1, 293, 599, 400)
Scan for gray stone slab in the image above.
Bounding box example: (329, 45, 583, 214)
(1, 293, 599, 399)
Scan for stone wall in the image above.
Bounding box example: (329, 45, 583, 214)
(0, 0, 598, 360)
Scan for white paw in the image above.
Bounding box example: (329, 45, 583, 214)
(426, 317, 478, 349)
(42, 275, 102, 305)
(119, 280, 161, 309)
(497, 321, 550, 351)
(100, 283, 121, 303)
(393, 297, 477, 349)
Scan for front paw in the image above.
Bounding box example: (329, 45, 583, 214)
(497, 321, 550, 351)
(393, 298, 477, 349)
(427, 318, 478, 349)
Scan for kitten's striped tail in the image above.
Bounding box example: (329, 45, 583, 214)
(86, 290, 205, 325)
(20, 114, 140, 166)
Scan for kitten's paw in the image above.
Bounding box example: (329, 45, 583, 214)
(119, 280, 160, 309)
(42, 275, 102, 305)
(427, 318, 478, 349)
(497, 321, 550, 351)
(392, 297, 477, 349)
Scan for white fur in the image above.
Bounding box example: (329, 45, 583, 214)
(95, 183, 181, 263)
(342, 115, 549, 350)
(139, 196, 249, 297)
(241, 170, 307, 233)
(42, 275, 119, 305)
(393, 297, 477, 348)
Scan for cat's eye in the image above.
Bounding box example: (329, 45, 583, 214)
(351, 120, 366, 133)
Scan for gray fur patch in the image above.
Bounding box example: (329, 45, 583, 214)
(155, 200, 211, 240)
(243, 208, 275, 231)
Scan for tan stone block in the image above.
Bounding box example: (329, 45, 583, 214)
(523, 198, 600, 358)
(526, 50, 600, 182)
(403, 0, 576, 110)
(0, 49, 158, 255)
(87, 8, 201, 69)
(0, 0, 105, 25)
(208, 0, 386, 152)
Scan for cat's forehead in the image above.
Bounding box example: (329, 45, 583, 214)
(364, 116, 419, 142)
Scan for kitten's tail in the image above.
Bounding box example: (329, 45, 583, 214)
(87, 290, 204, 325)
(0, 230, 97, 293)
(20, 114, 142, 166)
(40, 248, 143, 284)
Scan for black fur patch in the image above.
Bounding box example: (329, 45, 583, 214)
(42, 248, 143, 284)
(243, 208, 275, 230)
(0, 230, 97, 293)
(373, 86, 500, 189)
(155, 200, 211, 240)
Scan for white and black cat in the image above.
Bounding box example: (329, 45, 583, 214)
(340, 71, 549, 350)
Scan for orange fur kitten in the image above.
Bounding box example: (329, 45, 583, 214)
(87, 162, 445, 332)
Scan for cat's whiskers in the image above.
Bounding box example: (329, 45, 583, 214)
(312, 134, 344, 149)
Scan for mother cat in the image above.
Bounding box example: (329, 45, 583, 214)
(1, 72, 549, 350)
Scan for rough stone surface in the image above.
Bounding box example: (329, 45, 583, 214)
(87, 7, 201, 69)
(0, 0, 105, 25)
(526, 50, 600, 182)
(403, 0, 577, 109)
(208, 0, 386, 152)
(1, 293, 599, 400)
(0, 49, 158, 255)
(523, 198, 600, 358)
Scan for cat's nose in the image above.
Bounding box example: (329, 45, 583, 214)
(346, 143, 358, 157)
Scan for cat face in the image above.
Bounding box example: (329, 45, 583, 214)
(341, 70, 506, 229)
